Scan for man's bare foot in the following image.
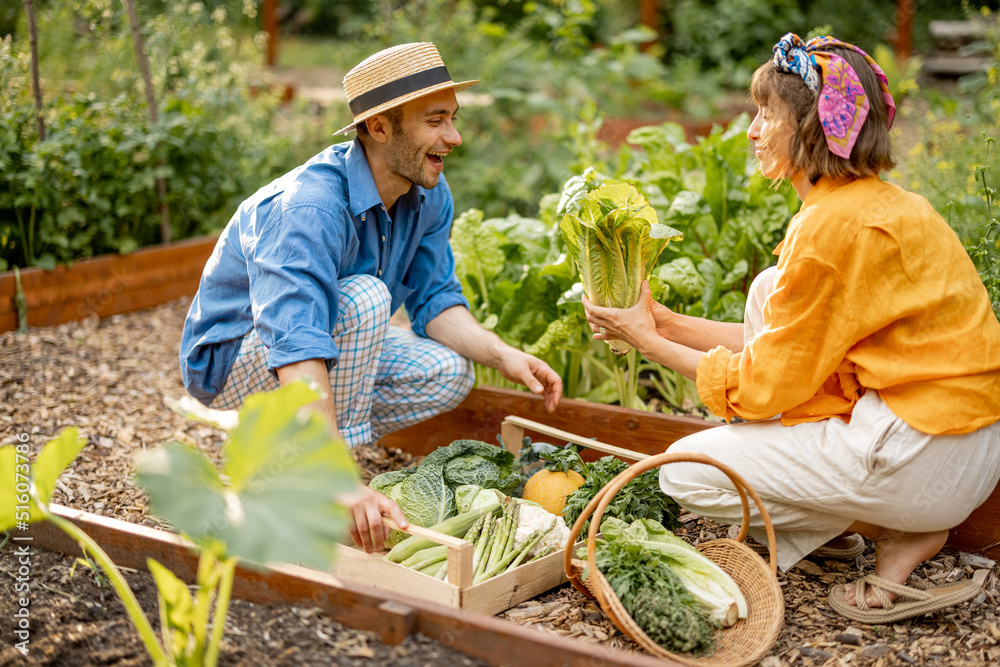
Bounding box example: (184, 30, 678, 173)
(842, 528, 948, 608)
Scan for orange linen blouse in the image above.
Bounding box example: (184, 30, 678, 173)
(697, 175, 1000, 435)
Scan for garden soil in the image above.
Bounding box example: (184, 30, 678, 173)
(2, 298, 999, 666)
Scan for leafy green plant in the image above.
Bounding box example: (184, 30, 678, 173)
(1, 382, 358, 666)
(593, 538, 718, 654)
(368, 439, 522, 529)
(584, 516, 749, 654)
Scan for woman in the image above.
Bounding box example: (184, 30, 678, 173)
(583, 33, 1000, 622)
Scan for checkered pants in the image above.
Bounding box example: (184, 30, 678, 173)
(213, 275, 474, 447)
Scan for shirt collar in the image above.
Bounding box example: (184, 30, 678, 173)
(345, 137, 428, 218)
(772, 175, 858, 256)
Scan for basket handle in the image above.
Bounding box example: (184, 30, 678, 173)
(562, 452, 778, 605)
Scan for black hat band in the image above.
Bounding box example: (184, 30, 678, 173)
(348, 66, 453, 116)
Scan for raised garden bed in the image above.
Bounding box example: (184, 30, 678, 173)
(0, 235, 218, 334)
(21, 505, 675, 667)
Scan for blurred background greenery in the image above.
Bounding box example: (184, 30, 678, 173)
(1, 1, 997, 351)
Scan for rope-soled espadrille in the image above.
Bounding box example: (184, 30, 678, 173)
(827, 568, 988, 623)
(726, 524, 867, 560)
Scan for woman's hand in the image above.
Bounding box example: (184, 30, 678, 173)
(583, 281, 664, 354)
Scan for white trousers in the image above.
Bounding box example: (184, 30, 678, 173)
(660, 267, 1000, 571)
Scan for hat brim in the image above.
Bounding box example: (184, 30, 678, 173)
(333, 79, 479, 136)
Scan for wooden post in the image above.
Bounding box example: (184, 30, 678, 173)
(121, 0, 171, 244)
(639, 0, 658, 51)
(21, 0, 44, 141)
(263, 0, 277, 67)
(895, 0, 915, 62)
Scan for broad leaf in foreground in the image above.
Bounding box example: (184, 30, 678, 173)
(135, 383, 359, 570)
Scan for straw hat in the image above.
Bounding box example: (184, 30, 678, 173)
(334, 42, 479, 136)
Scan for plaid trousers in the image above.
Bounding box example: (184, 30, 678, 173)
(213, 275, 474, 447)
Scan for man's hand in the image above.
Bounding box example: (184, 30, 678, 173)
(339, 485, 409, 553)
(496, 349, 563, 412)
(426, 305, 563, 412)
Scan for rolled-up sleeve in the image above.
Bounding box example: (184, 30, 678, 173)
(404, 193, 470, 336)
(246, 202, 347, 375)
(697, 254, 856, 422)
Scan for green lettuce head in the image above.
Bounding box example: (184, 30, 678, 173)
(560, 182, 682, 355)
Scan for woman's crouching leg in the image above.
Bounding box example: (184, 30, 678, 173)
(658, 420, 855, 571)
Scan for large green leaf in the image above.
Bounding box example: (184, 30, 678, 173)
(0, 447, 20, 530)
(134, 444, 228, 540)
(0, 429, 86, 530)
(135, 383, 358, 570)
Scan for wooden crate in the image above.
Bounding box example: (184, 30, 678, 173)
(332, 414, 653, 615)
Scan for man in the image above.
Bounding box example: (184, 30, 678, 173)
(179, 42, 562, 551)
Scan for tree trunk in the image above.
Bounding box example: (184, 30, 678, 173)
(263, 0, 278, 67)
(121, 0, 171, 244)
(895, 0, 915, 62)
(21, 0, 44, 141)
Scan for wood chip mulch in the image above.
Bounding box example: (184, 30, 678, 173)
(3, 298, 999, 666)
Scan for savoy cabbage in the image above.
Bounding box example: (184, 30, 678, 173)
(369, 440, 521, 528)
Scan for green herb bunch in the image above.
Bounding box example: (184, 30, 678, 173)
(595, 539, 718, 654)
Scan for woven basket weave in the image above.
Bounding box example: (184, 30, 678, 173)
(563, 452, 784, 667)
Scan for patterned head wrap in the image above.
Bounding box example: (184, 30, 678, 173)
(772, 32, 896, 159)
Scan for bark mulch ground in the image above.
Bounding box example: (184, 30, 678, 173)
(2, 299, 998, 666)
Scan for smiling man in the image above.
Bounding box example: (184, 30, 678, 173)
(179, 43, 562, 550)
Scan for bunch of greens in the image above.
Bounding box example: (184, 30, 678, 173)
(368, 440, 522, 528)
(600, 517, 747, 626)
(528, 443, 681, 534)
(560, 180, 683, 356)
(387, 495, 564, 583)
(594, 539, 718, 654)
(584, 517, 748, 654)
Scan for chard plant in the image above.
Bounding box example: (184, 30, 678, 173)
(453, 112, 799, 414)
(0, 382, 358, 667)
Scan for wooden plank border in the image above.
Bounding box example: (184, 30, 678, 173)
(31, 505, 679, 667)
(377, 385, 716, 458)
(0, 235, 218, 333)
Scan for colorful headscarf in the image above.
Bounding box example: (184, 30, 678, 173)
(772, 32, 896, 159)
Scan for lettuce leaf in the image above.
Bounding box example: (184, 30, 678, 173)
(559, 182, 682, 355)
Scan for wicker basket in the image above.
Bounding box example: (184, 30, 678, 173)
(562, 452, 784, 667)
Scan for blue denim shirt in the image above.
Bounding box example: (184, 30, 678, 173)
(179, 138, 469, 405)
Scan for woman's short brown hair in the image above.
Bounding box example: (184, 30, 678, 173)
(750, 44, 895, 182)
